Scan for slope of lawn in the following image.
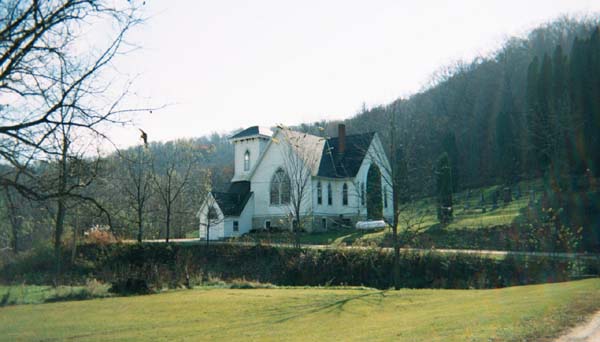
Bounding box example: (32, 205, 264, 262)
(215, 179, 540, 248)
(348, 180, 539, 246)
(1, 278, 599, 341)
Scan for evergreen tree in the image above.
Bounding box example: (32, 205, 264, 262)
(496, 71, 520, 184)
(552, 45, 568, 109)
(568, 37, 586, 175)
(442, 131, 460, 192)
(579, 32, 595, 175)
(551, 44, 570, 180)
(436, 153, 453, 224)
(589, 27, 600, 175)
(526, 56, 541, 175)
(568, 28, 600, 176)
(527, 53, 555, 175)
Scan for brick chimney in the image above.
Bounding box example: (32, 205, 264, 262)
(338, 123, 346, 154)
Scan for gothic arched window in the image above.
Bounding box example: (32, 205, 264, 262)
(342, 183, 348, 206)
(361, 182, 365, 206)
(208, 207, 219, 222)
(270, 168, 290, 205)
(244, 150, 250, 171)
(384, 186, 388, 208)
(327, 183, 332, 205)
(317, 181, 322, 205)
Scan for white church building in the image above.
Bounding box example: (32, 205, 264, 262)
(197, 124, 393, 240)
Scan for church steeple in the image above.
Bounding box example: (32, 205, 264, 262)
(229, 126, 272, 181)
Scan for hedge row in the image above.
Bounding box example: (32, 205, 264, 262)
(383, 224, 596, 253)
(2, 243, 598, 289)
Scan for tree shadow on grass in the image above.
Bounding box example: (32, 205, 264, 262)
(0, 289, 11, 307)
(43, 290, 100, 303)
(335, 231, 371, 245)
(265, 291, 387, 323)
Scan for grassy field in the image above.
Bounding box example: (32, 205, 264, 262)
(1, 278, 599, 341)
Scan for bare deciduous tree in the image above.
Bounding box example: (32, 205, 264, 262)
(2, 185, 23, 253)
(39, 113, 115, 277)
(275, 126, 323, 246)
(0, 0, 158, 254)
(0, 0, 146, 198)
(120, 145, 154, 242)
(198, 193, 224, 246)
(363, 102, 433, 289)
(152, 141, 197, 242)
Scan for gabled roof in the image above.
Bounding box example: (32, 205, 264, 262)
(244, 128, 376, 180)
(212, 181, 251, 216)
(278, 130, 326, 176)
(317, 132, 375, 178)
(230, 126, 272, 140)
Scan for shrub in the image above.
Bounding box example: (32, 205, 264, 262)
(0, 244, 56, 284)
(84, 278, 111, 297)
(229, 279, 275, 289)
(0, 248, 15, 270)
(84, 226, 117, 245)
(45, 283, 111, 303)
(109, 278, 151, 295)
(2, 243, 597, 290)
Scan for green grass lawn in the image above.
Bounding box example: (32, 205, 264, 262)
(0, 281, 112, 306)
(233, 180, 541, 248)
(0, 285, 77, 306)
(1, 278, 599, 341)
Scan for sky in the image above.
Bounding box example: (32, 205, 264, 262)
(109, 0, 600, 148)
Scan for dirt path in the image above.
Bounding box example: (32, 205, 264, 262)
(555, 310, 600, 342)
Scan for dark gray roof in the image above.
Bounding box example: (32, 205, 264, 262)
(230, 126, 272, 140)
(213, 181, 251, 216)
(317, 132, 375, 178)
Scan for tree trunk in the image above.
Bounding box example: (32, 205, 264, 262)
(71, 209, 79, 264)
(294, 208, 301, 248)
(71, 225, 78, 264)
(206, 221, 210, 247)
(390, 110, 401, 290)
(166, 204, 171, 243)
(165, 177, 171, 242)
(392, 199, 401, 290)
(136, 145, 144, 243)
(391, 175, 401, 290)
(54, 198, 66, 284)
(5, 190, 20, 254)
(54, 133, 69, 284)
(10, 221, 19, 254)
(137, 206, 143, 243)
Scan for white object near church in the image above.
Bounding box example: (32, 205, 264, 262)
(197, 124, 394, 240)
(356, 220, 387, 230)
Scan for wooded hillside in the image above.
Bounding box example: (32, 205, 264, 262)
(343, 17, 600, 193)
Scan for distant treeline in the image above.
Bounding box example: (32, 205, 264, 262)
(0, 135, 234, 249)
